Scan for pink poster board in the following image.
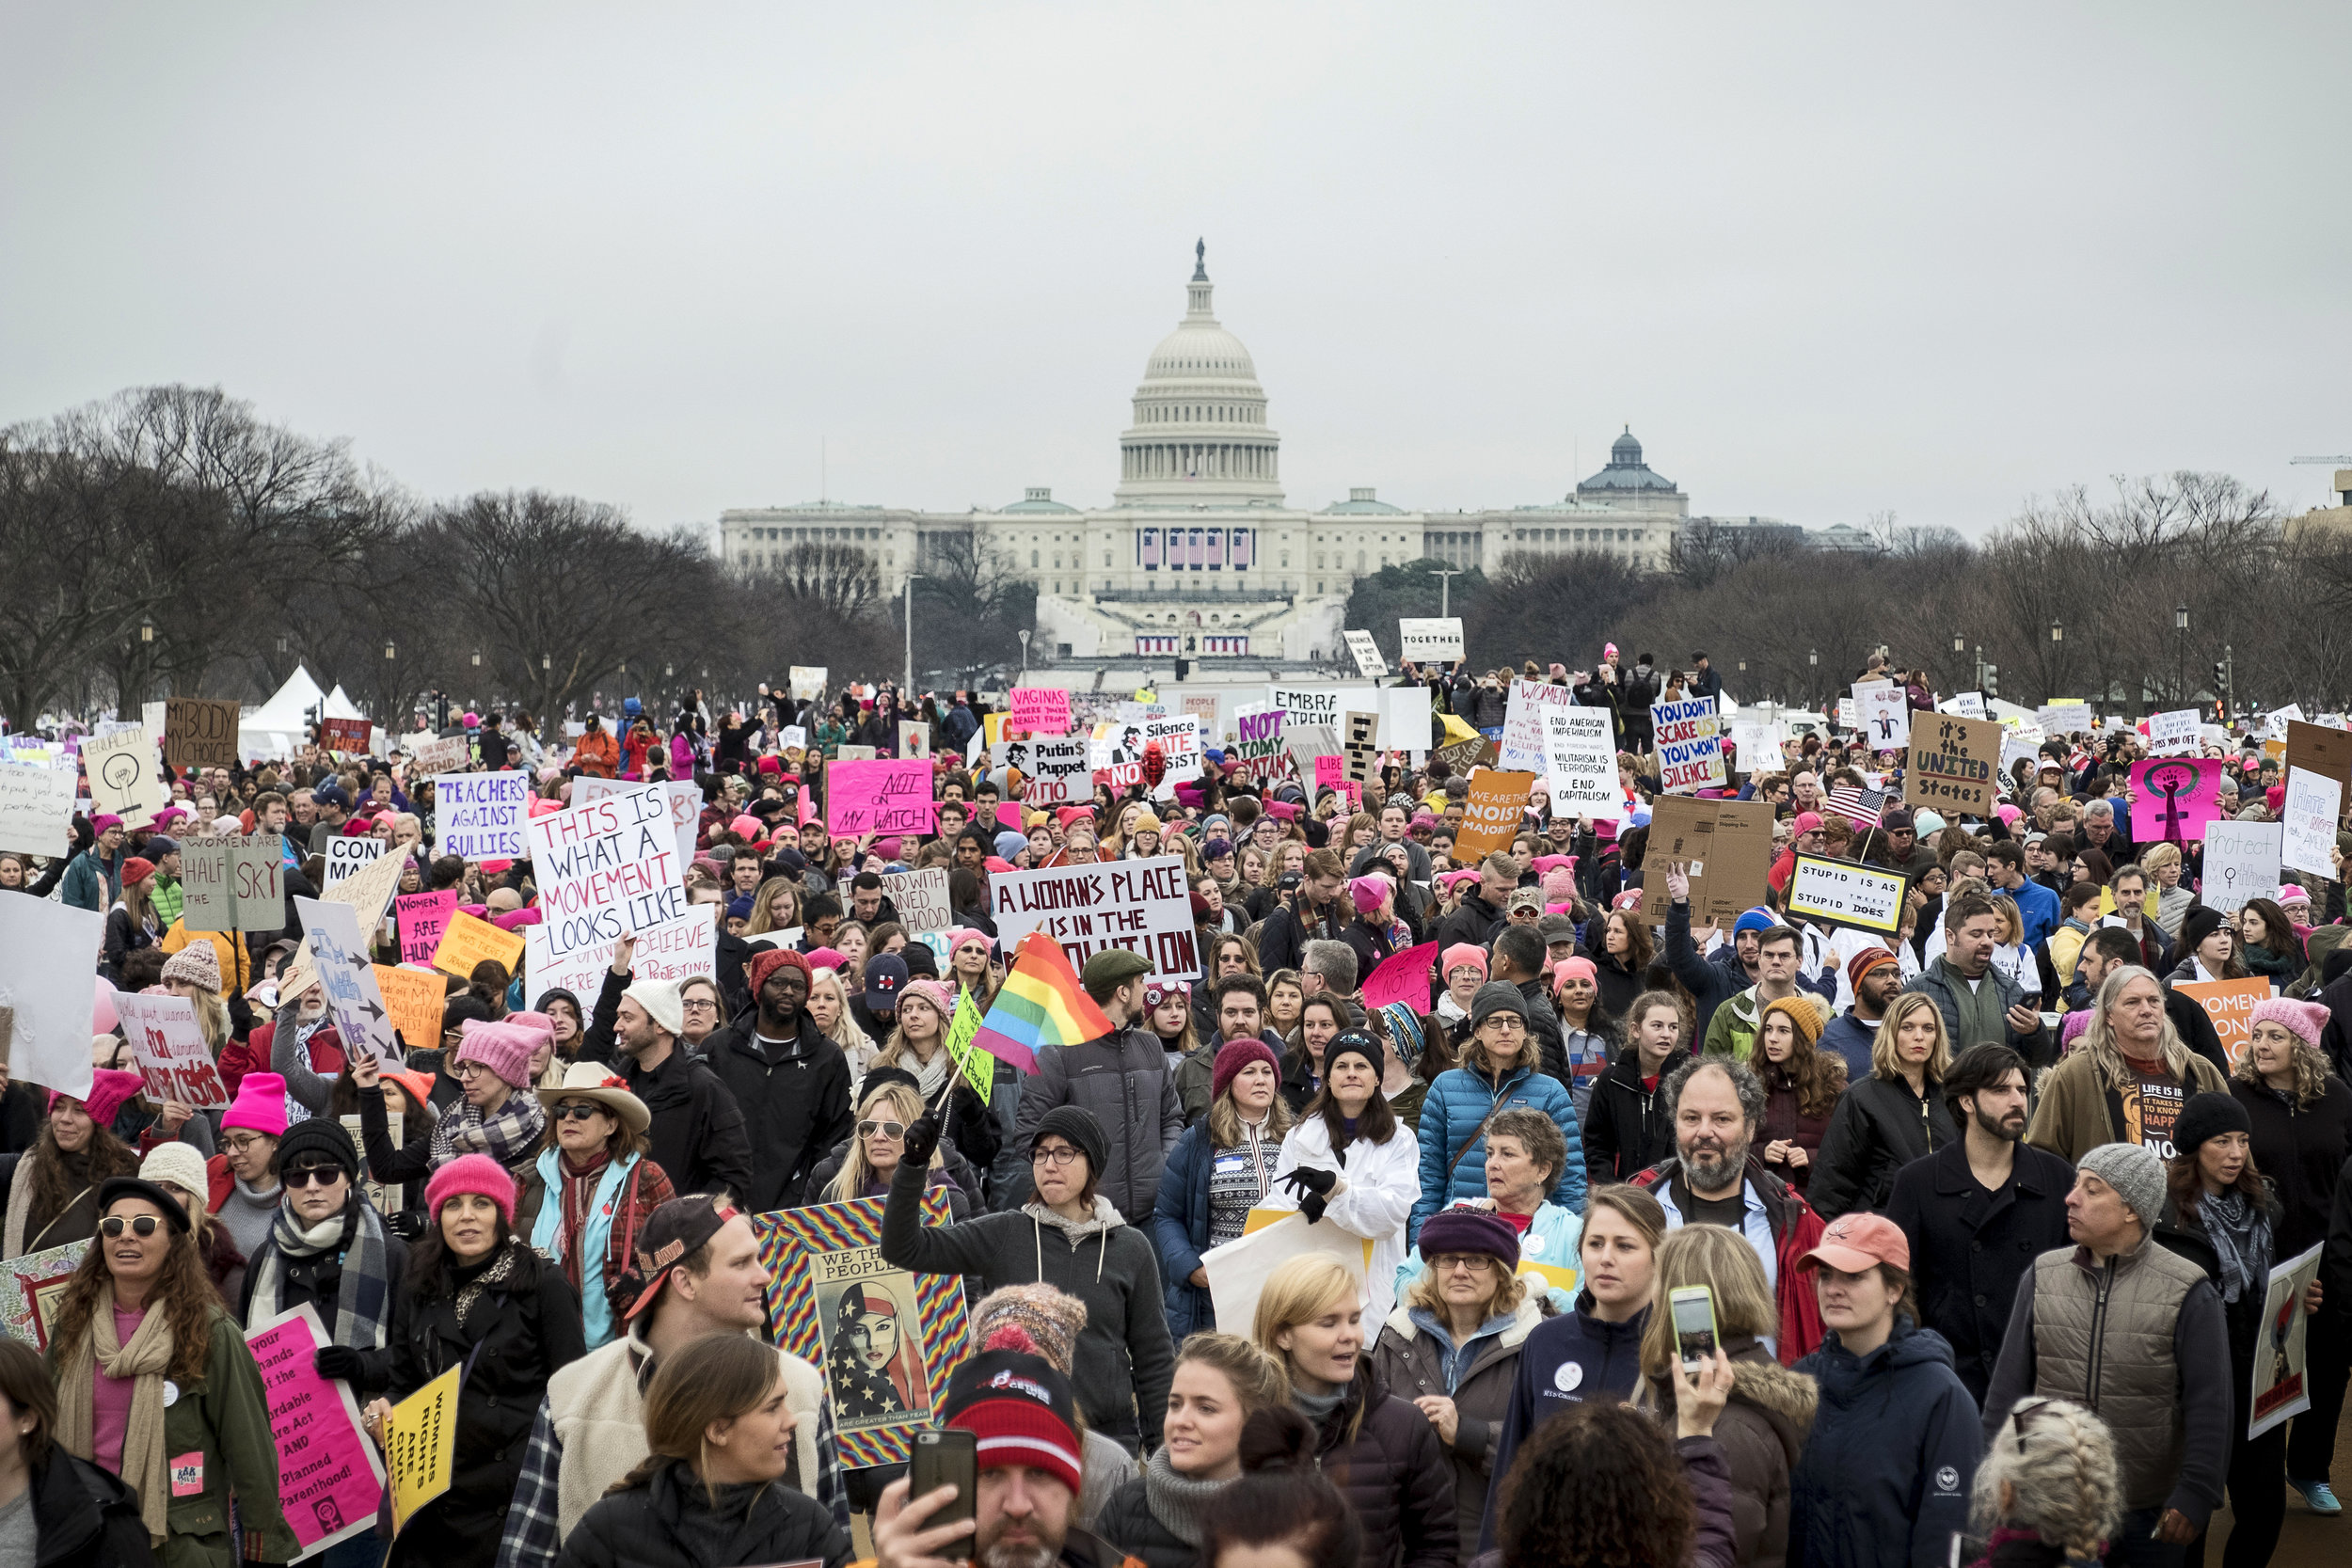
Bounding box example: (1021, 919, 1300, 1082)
(246, 1304, 389, 1558)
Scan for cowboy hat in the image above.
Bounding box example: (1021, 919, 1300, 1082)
(534, 1058, 651, 1135)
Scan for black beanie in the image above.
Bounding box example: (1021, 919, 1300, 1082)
(2175, 1091, 2251, 1156)
(1324, 1028, 1385, 1079)
(272, 1117, 360, 1180)
(1031, 1105, 1109, 1180)
(2176, 905, 2226, 963)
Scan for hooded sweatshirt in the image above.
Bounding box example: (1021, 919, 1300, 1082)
(1789, 1318, 1980, 1568)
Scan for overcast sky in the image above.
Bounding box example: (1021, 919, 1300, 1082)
(5, 5, 2347, 542)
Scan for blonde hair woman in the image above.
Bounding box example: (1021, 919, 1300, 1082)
(815, 1080, 967, 1214)
(1096, 1332, 1291, 1568)
(866, 977, 999, 1173)
(1807, 992, 1960, 1220)
(807, 966, 878, 1084)
(1971, 1398, 2121, 1564)
(2026, 965, 2229, 1164)
(745, 876, 803, 936)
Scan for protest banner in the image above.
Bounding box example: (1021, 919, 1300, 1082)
(987, 855, 1201, 981)
(113, 991, 230, 1109)
(433, 911, 526, 982)
(294, 897, 404, 1063)
(179, 835, 286, 933)
(403, 733, 469, 775)
(1343, 629, 1386, 679)
(1786, 854, 1907, 936)
(1268, 686, 1349, 728)
(395, 890, 458, 966)
(163, 697, 240, 768)
(1499, 678, 1578, 773)
(2249, 1243, 2325, 1438)
(524, 905, 712, 1003)
(323, 835, 385, 886)
(2201, 820, 2282, 912)
(789, 665, 828, 701)
(274, 844, 409, 1004)
(1851, 682, 1910, 752)
(898, 720, 931, 759)
(2280, 768, 2341, 880)
(1637, 798, 1775, 926)
(318, 717, 373, 755)
(827, 759, 936, 836)
(81, 724, 164, 828)
(527, 783, 690, 974)
(0, 765, 73, 856)
(994, 736, 1089, 804)
(1906, 713, 2003, 816)
(1229, 706, 1294, 785)
(386, 1363, 460, 1531)
(246, 1304, 388, 1558)
(882, 868, 953, 933)
(2147, 708, 2202, 757)
(1361, 942, 1438, 1015)
(1541, 707, 1619, 816)
(0, 1241, 87, 1348)
(2129, 758, 2226, 843)
(2172, 976, 2269, 1068)
(1203, 1212, 1371, 1343)
(753, 1193, 970, 1467)
(1089, 713, 1200, 802)
(1342, 711, 1380, 786)
(1651, 696, 1725, 793)
(1397, 617, 1464, 662)
(1454, 768, 1536, 860)
(372, 964, 447, 1058)
(432, 771, 529, 860)
(1009, 687, 1073, 736)
(1935, 691, 1988, 720)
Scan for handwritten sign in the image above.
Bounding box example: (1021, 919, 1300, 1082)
(404, 734, 469, 775)
(2201, 821, 2282, 912)
(246, 1304, 387, 1558)
(2173, 976, 2271, 1068)
(81, 725, 164, 830)
(432, 771, 530, 861)
(789, 666, 828, 701)
(0, 766, 74, 856)
(1229, 706, 1294, 785)
(1455, 768, 1536, 860)
(1906, 713, 2003, 816)
(1343, 630, 1386, 680)
(1541, 707, 1619, 816)
(944, 990, 993, 1106)
(1851, 682, 1910, 752)
(2035, 702, 2094, 736)
(294, 897, 403, 1062)
(1009, 688, 1073, 736)
(112, 991, 230, 1109)
(372, 964, 446, 1057)
(2280, 768, 2339, 880)
(527, 783, 689, 974)
(1786, 853, 1907, 935)
(432, 911, 526, 982)
(2147, 708, 2202, 758)
(163, 698, 241, 769)
(395, 891, 457, 965)
(881, 868, 952, 933)
(318, 718, 373, 756)
(1651, 697, 1725, 794)
(1397, 617, 1464, 662)
(1500, 679, 1578, 774)
(828, 759, 936, 836)
(179, 835, 286, 933)
(322, 836, 385, 886)
(986, 855, 1201, 981)
(386, 1364, 460, 1531)
(1936, 691, 1988, 721)
(273, 847, 411, 1006)
(1361, 942, 1438, 1015)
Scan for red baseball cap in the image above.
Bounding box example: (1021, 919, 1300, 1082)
(1799, 1212, 1910, 1275)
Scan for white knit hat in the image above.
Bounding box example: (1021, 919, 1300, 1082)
(139, 1142, 210, 1210)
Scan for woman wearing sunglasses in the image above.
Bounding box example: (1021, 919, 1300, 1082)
(815, 1078, 969, 1218)
(861, 978, 998, 1177)
(518, 1063, 674, 1352)
(46, 1178, 298, 1564)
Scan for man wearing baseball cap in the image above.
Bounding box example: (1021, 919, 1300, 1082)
(1005, 948, 1183, 1220)
(499, 1195, 844, 1568)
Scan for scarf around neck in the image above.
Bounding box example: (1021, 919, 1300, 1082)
(1141, 1446, 1229, 1547)
(56, 1284, 176, 1543)
(2200, 1188, 2272, 1305)
(247, 1197, 394, 1352)
(429, 1089, 547, 1172)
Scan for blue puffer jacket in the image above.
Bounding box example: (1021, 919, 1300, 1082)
(1789, 1317, 1982, 1568)
(1409, 1053, 1583, 1245)
(1478, 1295, 1650, 1553)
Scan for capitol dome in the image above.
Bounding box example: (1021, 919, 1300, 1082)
(1114, 241, 1283, 507)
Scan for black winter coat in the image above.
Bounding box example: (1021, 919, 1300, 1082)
(1582, 1046, 1679, 1190)
(1301, 1362, 1457, 1568)
(1432, 894, 1505, 957)
(556, 1460, 850, 1568)
(386, 1239, 586, 1568)
(24, 1448, 154, 1568)
(1806, 1075, 1960, 1221)
(700, 1006, 857, 1211)
(583, 968, 756, 1202)
(1091, 1473, 1198, 1568)
(2232, 1074, 2352, 1258)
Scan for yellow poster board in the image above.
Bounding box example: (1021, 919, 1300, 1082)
(372, 964, 447, 1056)
(432, 911, 525, 982)
(385, 1363, 460, 1531)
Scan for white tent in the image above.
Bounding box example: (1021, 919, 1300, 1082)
(239, 667, 365, 759)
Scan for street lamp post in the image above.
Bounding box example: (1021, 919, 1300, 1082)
(903, 574, 924, 694)
(1427, 568, 1462, 619)
(1017, 628, 1030, 686)
(1808, 648, 1819, 710)
(2174, 605, 2188, 707)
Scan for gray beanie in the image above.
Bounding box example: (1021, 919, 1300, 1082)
(1470, 981, 1530, 1029)
(2077, 1142, 2165, 1231)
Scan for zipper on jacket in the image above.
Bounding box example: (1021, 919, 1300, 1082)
(2084, 1258, 2115, 1411)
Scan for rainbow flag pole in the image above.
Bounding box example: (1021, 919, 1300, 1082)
(972, 930, 1115, 1074)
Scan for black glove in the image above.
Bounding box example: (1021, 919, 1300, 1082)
(1300, 1193, 1329, 1225)
(1278, 1165, 1336, 1201)
(386, 1209, 426, 1242)
(314, 1345, 367, 1384)
(902, 1114, 943, 1167)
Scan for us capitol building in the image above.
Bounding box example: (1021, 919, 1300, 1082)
(718, 243, 1732, 669)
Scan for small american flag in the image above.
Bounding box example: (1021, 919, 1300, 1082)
(1822, 784, 1889, 830)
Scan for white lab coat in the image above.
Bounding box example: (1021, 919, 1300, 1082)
(1259, 1112, 1422, 1324)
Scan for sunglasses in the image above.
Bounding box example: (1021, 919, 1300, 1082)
(858, 1119, 908, 1139)
(551, 1103, 609, 1122)
(101, 1215, 163, 1239)
(282, 1165, 344, 1188)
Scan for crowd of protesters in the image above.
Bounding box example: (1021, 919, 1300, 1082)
(1, 644, 2348, 1567)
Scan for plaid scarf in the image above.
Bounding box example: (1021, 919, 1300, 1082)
(246, 1197, 395, 1352)
(430, 1089, 548, 1175)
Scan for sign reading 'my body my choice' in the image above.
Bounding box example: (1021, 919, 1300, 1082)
(525, 784, 687, 972)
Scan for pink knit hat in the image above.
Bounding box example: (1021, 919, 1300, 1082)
(1349, 876, 1391, 915)
(1540, 867, 1576, 905)
(221, 1071, 290, 1138)
(51, 1068, 144, 1131)
(899, 978, 956, 1021)
(503, 1010, 558, 1058)
(424, 1153, 516, 1227)
(1440, 942, 1488, 981)
(2249, 997, 2328, 1050)
(453, 1019, 537, 1089)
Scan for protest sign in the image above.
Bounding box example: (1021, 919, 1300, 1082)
(882, 868, 953, 933)
(528, 783, 690, 973)
(432, 771, 529, 860)
(524, 906, 711, 1004)
(2250, 1243, 2325, 1438)
(1906, 713, 2003, 816)
(1203, 1212, 1371, 1344)
(778, 724, 808, 753)
(2265, 704, 2306, 740)
(386, 1364, 460, 1530)
(246, 1304, 387, 1558)
(827, 759, 936, 836)
(789, 665, 828, 701)
(1397, 617, 1464, 662)
(2173, 976, 2269, 1068)
(1727, 716, 1786, 773)
(1835, 697, 1858, 732)
(81, 724, 164, 828)
(1541, 707, 1619, 816)
(898, 720, 931, 759)
(1936, 691, 1988, 720)
(2201, 820, 2282, 912)
(1651, 697, 1725, 793)
(179, 835, 286, 933)
(0, 1241, 87, 1348)
(1637, 798, 1775, 926)
(1285, 723, 1340, 801)
(163, 698, 240, 768)
(1009, 687, 1073, 736)
(1851, 682, 1911, 752)
(2280, 768, 2341, 880)
(2147, 708, 2202, 757)
(995, 736, 1089, 804)
(1432, 730, 1494, 780)
(1314, 753, 1344, 798)
(1343, 629, 1386, 679)
(403, 733, 469, 775)
(1268, 686, 1351, 728)
(753, 1193, 970, 1468)
(323, 835, 384, 886)
(2035, 702, 2094, 735)
(395, 890, 458, 966)
(1456, 768, 1536, 860)
(2286, 719, 2352, 803)
(575, 775, 700, 869)
(294, 897, 403, 1062)
(2001, 729, 2046, 780)
(2129, 758, 2226, 843)
(433, 911, 526, 982)
(987, 855, 1200, 981)
(1229, 706, 1294, 785)
(318, 717, 373, 755)
(112, 990, 230, 1109)
(944, 990, 993, 1105)
(1361, 942, 1438, 1015)
(372, 964, 446, 1057)
(278, 847, 407, 1003)
(0, 765, 73, 856)
(1089, 713, 1200, 801)
(1342, 711, 1380, 786)
(1786, 854, 1907, 936)
(1500, 678, 1579, 773)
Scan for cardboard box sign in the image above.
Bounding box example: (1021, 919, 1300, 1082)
(1637, 798, 1775, 927)
(163, 698, 242, 769)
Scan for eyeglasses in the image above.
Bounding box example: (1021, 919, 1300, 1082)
(451, 1059, 490, 1079)
(551, 1103, 608, 1122)
(681, 998, 720, 1013)
(1031, 1144, 1085, 1167)
(224, 1133, 272, 1153)
(859, 1119, 908, 1139)
(281, 1165, 345, 1188)
(1482, 1017, 1527, 1033)
(1431, 1254, 1493, 1274)
(101, 1215, 163, 1239)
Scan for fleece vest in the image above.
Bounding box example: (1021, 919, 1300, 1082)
(2028, 1241, 2205, 1510)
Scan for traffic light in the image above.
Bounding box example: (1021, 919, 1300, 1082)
(1982, 664, 1998, 698)
(2213, 660, 2226, 693)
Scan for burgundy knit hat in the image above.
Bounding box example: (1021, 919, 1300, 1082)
(424, 1152, 516, 1227)
(1211, 1037, 1281, 1103)
(1416, 1206, 1521, 1267)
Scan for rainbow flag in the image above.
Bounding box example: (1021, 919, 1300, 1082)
(973, 931, 1114, 1074)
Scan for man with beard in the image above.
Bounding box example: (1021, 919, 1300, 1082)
(584, 937, 755, 1201)
(1883, 1043, 2075, 1407)
(1820, 947, 1903, 1081)
(1631, 1055, 1829, 1362)
(706, 946, 854, 1211)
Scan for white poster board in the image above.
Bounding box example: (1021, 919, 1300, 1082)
(985, 855, 1200, 981)
(881, 868, 953, 933)
(2280, 768, 2341, 881)
(0, 899, 101, 1100)
(323, 836, 386, 886)
(82, 725, 166, 829)
(2201, 820, 2283, 912)
(1852, 682, 1911, 752)
(526, 784, 689, 974)
(1397, 618, 1464, 663)
(431, 771, 529, 861)
(0, 766, 75, 856)
(112, 991, 230, 1109)
(1541, 708, 1620, 816)
(1201, 1212, 1373, 1335)
(1500, 679, 1579, 774)
(1936, 692, 1988, 721)
(1343, 630, 1386, 680)
(2147, 708, 2202, 758)
(292, 897, 403, 1064)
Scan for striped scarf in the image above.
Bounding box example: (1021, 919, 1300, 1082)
(429, 1090, 548, 1174)
(246, 1198, 395, 1352)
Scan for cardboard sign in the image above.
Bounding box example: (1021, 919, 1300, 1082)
(323, 835, 385, 886)
(2286, 720, 2352, 802)
(1651, 697, 1725, 794)
(1500, 679, 1579, 774)
(246, 1304, 389, 1559)
(1906, 713, 2003, 816)
(1432, 731, 1494, 780)
(1361, 942, 1439, 1016)
(789, 666, 828, 701)
(2280, 768, 2339, 880)
(394, 891, 458, 966)
(1343, 629, 1386, 680)
(372, 964, 447, 1057)
(986, 855, 1201, 981)
(81, 725, 165, 829)
(2129, 758, 2226, 843)
(163, 698, 241, 769)
(294, 897, 403, 1062)
(1786, 853, 1907, 935)
(112, 991, 230, 1109)
(1851, 682, 1910, 752)
(405, 734, 469, 775)
(2250, 1243, 2326, 1438)
(1397, 617, 1464, 662)
(0, 766, 74, 856)
(1541, 707, 1619, 816)
(179, 835, 286, 933)
(2201, 820, 2282, 912)
(881, 868, 952, 933)
(432, 911, 526, 982)
(1342, 711, 1380, 787)
(1637, 798, 1776, 927)
(385, 1364, 460, 1530)
(2171, 975, 2269, 1068)
(432, 771, 530, 861)
(277, 847, 409, 1002)
(2147, 708, 2202, 758)
(994, 736, 1089, 804)
(1455, 768, 1536, 860)
(827, 759, 936, 836)
(1229, 706, 1294, 785)
(1009, 688, 1073, 736)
